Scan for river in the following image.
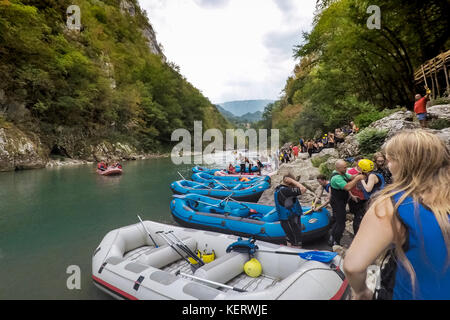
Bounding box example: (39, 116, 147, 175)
(0, 151, 330, 299)
(0, 157, 201, 299)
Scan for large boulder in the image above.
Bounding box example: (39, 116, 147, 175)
(337, 134, 360, 158)
(428, 104, 450, 121)
(369, 110, 420, 140)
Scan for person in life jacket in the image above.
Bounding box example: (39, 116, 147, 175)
(358, 159, 385, 199)
(228, 163, 236, 174)
(274, 173, 307, 247)
(344, 130, 450, 300)
(350, 159, 385, 236)
(97, 161, 107, 171)
(329, 160, 366, 247)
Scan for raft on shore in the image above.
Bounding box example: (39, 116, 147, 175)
(92, 220, 349, 300)
(170, 194, 330, 244)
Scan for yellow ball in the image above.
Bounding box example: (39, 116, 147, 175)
(244, 258, 262, 278)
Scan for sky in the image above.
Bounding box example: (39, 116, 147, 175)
(138, 0, 317, 104)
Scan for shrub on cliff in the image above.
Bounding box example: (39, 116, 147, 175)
(356, 128, 389, 155)
(311, 154, 332, 168)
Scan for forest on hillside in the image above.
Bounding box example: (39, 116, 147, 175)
(255, 0, 450, 142)
(0, 0, 230, 153)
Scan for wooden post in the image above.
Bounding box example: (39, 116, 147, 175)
(433, 59, 440, 97)
(443, 57, 450, 96)
(430, 65, 435, 100)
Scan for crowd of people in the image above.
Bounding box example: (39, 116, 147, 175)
(276, 121, 360, 163)
(272, 128, 449, 300)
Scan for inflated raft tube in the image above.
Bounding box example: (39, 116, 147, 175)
(191, 172, 270, 185)
(92, 220, 350, 300)
(170, 194, 330, 244)
(170, 180, 270, 203)
(97, 167, 123, 176)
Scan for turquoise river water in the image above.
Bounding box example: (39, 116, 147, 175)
(0, 157, 197, 299)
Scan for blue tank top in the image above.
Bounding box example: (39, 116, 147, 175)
(392, 192, 450, 300)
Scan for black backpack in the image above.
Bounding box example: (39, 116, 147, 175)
(373, 247, 397, 300)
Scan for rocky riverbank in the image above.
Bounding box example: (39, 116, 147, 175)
(0, 122, 170, 172)
(257, 105, 449, 295)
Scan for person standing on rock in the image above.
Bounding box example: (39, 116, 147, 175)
(344, 130, 450, 300)
(328, 160, 365, 247)
(274, 174, 307, 247)
(414, 89, 431, 128)
(292, 145, 299, 160)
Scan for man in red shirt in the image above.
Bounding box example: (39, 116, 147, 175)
(414, 89, 431, 128)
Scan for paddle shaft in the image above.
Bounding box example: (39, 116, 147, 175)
(158, 231, 204, 266)
(165, 231, 205, 266)
(176, 271, 246, 292)
(137, 215, 158, 248)
(156, 231, 202, 269)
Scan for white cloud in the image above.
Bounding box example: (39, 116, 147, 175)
(138, 0, 316, 104)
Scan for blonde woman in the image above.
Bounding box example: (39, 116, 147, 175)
(343, 130, 450, 300)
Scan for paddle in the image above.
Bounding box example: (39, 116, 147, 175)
(303, 199, 317, 215)
(226, 238, 338, 263)
(137, 215, 158, 248)
(155, 231, 203, 270)
(165, 230, 205, 266)
(175, 270, 247, 292)
(257, 250, 338, 263)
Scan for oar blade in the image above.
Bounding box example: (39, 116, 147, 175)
(298, 251, 338, 263)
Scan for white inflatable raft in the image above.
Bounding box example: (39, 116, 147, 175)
(92, 220, 350, 300)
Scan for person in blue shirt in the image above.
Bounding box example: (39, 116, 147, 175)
(344, 130, 450, 300)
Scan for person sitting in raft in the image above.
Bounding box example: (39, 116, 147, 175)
(97, 161, 107, 171)
(227, 163, 236, 174)
(274, 173, 307, 247)
(113, 162, 122, 169)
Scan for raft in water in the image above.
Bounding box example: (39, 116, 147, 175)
(170, 180, 270, 203)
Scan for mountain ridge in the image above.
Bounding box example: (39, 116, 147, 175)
(217, 99, 274, 117)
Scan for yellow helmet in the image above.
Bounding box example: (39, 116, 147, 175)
(202, 250, 216, 264)
(358, 159, 375, 173)
(244, 258, 262, 278)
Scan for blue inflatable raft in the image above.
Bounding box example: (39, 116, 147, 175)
(191, 172, 270, 185)
(170, 179, 270, 203)
(170, 194, 331, 244)
(192, 165, 261, 174)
